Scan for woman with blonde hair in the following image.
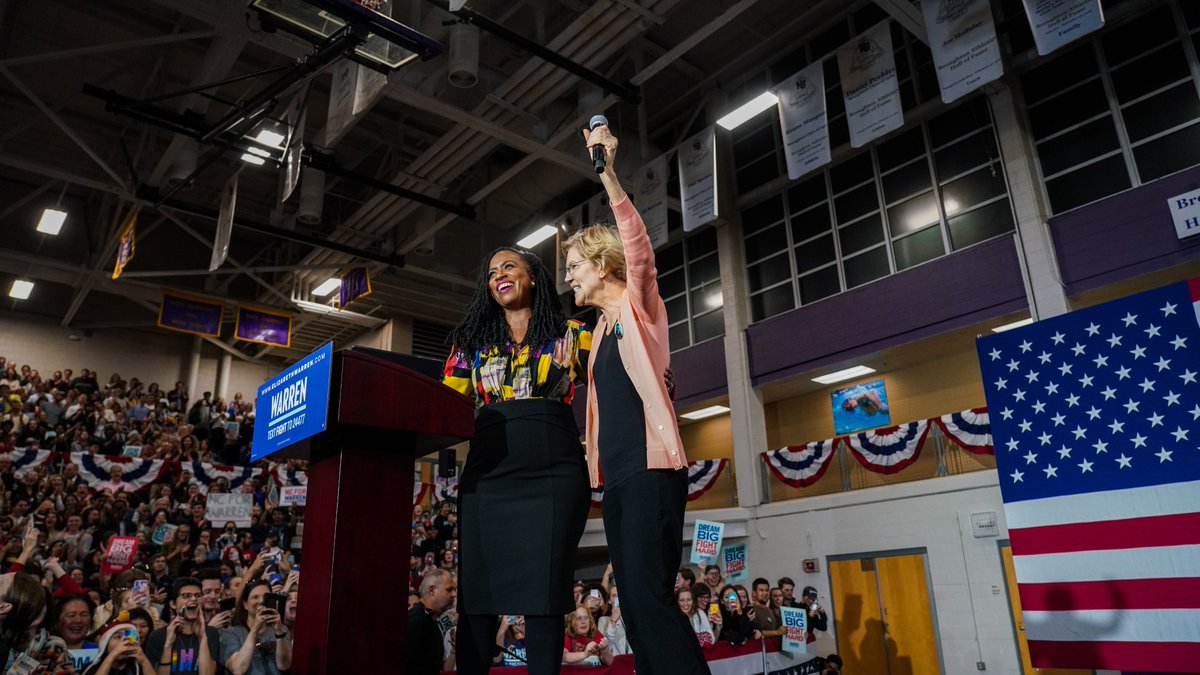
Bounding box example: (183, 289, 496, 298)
(562, 124, 710, 675)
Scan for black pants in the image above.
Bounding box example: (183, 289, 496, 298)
(457, 613, 563, 675)
(603, 469, 712, 675)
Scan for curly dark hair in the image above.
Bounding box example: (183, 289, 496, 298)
(447, 246, 566, 356)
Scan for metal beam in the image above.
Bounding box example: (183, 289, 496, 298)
(119, 264, 352, 278)
(0, 66, 131, 194)
(630, 0, 764, 87)
(873, 0, 927, 44)
(0, 179, 57, 222)
(0, 30, 214, 67)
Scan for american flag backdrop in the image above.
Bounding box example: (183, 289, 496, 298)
(976, 279, 1200, 672)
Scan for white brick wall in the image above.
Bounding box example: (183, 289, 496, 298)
(748, 472, 1023, 674)
(0, 313, 277, 401)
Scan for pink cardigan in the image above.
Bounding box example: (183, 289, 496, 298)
(584, 196, 688, 487)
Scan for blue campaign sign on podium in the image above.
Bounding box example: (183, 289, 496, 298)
(252, 342, 333, 461)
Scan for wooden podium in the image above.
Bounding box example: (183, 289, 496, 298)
(277, 348, 473, 674)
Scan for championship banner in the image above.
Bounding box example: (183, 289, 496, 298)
(837, 21, 904, 148)
(677, 127, 720, 232)
(325, 59, 359, 145)
(721, 543, 748, 583)
(338, 266, 372, 309)
(780, 606, 809, 654)
(101, 536, 138, 575)
(280, 89, 308, 203)
(776, 61, 830, 180)
(1021, 0, 1104, 56)
(74, 453, 167, 492)
(158, 292, 223, 337)
(112, 211, 137, 280)
(635, 154, 670, 249)
(587, 191, 613, 228)
(206, 493, 253, 528)
(235, 306, 292, 348)
(211, 173, 236, 271)
(554, 205, 585, 294)
(353, 1, 391, 114)
(690, 519, 725, 564)
(922, 0, 1003, 103)
(189, 462, 262, 493)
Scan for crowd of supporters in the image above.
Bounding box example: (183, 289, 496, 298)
(0, 355, 299, 674)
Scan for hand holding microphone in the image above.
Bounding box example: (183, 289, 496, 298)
(582, 114, 617, 174)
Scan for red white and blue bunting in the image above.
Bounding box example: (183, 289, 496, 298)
(188, 462, 261, 493)
(843, 421, 930, 475)
(0, 449, 54, 478)
(932, 407, 993, 455)
(270, 464, 308, 487)
(434, 477, 458, 504)
(413, 482, 432, 507)
(74, 452, 169, 491)
(590, 458, 729, 507)
(760, 439, 838, 488)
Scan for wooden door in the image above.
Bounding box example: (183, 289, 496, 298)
(830, 558, 888, 673)
(877, 554, 941, 675)
(1000, 545, 1092, 675)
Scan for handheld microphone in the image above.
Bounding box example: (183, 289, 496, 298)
(588, 114, 609, 174)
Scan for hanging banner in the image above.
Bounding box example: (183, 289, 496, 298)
(837, 21, 904, 148)
(761, 439, 839, 488)
(922, 0, 1004, 103)
(780, 606, 809, 654)
(678, 128, 720, 232)
(101, 536, 139, 575)
(1021, 0, 1104, 56)
(722, 543, 748, 583)
(686, 458, 728, 501)
(211, 173, 237, 271)
(844, 420, 930, 474)
(933, 407, 994, 454)
(158, 292, 223, 337)
(251, 342, 333, 461)
(777, 61, 830, 180)
(587, 191, 613, 229)
(325, 59, 358, 145)
(112, 211, 137, 280)
(554, 205, 584, 294)
(338, 266, 372, 309)
(635, 154, 671, 249)
(235, 306, 292, 349)
(690, 519, 725, 564)
(280, 89, 308, 203)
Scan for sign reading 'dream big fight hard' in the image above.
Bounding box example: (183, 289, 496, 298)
(252, 342, 333, 461)
(690, 519, 725, 564)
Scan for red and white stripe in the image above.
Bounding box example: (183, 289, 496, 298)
(1008, 479, 1200, 671)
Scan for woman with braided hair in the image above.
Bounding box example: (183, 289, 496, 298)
(442, 246, 592, 675)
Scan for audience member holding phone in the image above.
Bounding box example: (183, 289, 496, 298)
(716, 585, 760, 646)
(82, 622, 155, 675)
(218, 579, 292, 675)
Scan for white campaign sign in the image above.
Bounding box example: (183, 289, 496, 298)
(677, 128, 719, 232)
(1021, 0, 1105, 56)
(280, 485, 307, 506)
(837, 21, 904, 148)
(206, 493, 253, 528)
(635, 154, 671, 249)
(776, 61, 830, 180)
(922, 0, 1004, 103)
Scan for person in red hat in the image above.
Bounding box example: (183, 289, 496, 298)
(83, 619, 155, 674)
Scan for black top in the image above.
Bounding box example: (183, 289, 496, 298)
(406, 604, 444, 675)
(593, 331, 646, 490)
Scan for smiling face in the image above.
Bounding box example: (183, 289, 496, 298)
(677, 590, 694, 615)
(487, 250, 535, 311)
(571, 607, 591, 635)
(57, 598, 92, 646)
(563, 246, 603, 308)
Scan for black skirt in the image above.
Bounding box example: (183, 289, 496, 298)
(458, 398, 590, 616)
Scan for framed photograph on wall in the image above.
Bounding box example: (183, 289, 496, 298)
(831, 379, 891, 434)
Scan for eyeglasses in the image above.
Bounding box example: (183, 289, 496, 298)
(565, 260, 592, 275)
(177, 592, 202, 600)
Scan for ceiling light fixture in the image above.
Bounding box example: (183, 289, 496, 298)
(812, 365, 876, 385)
(36, 208, 68, 235)
(992, 318, 1033, 333)
(8, 280, 34, 300)
(239, 153, 267, 166)
(516, 224, 557, 248)
(312, 278, 341, 297)
(245, 146, 272, 158)
(680, 405, 730, 420)
(254, 128, 287, 148)
(716, 92, 779, 130)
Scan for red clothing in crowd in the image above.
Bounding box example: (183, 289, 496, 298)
(7, 562, 87, 598)
(564, 630, 604, 653)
